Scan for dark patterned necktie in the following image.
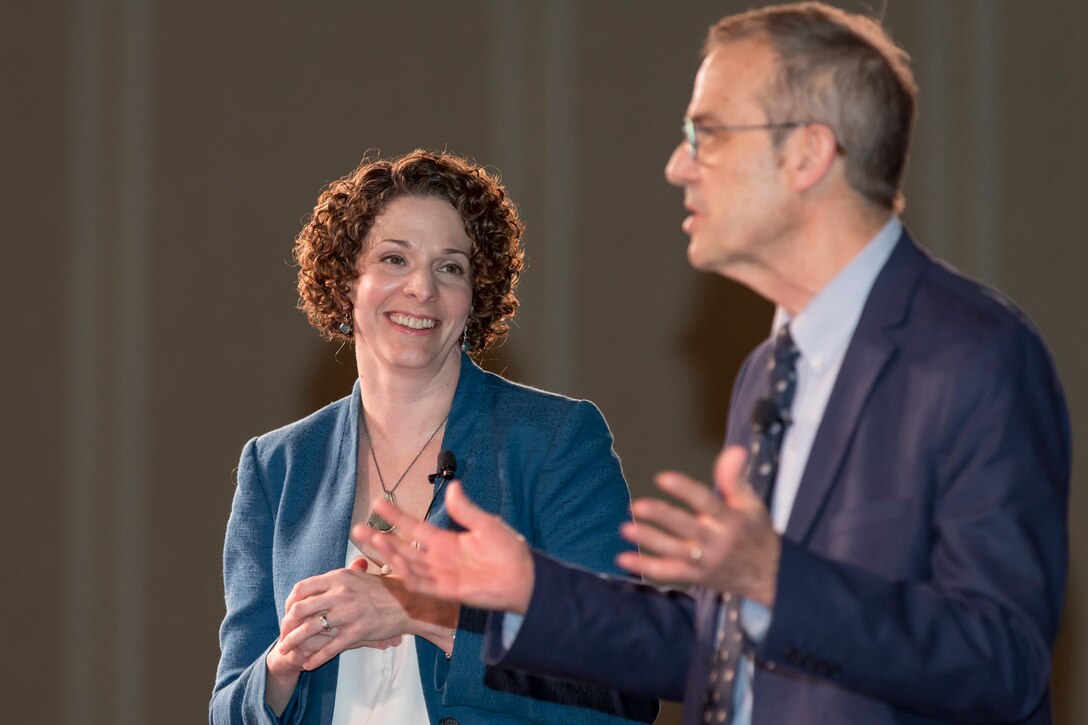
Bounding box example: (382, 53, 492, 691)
(748, 325, 800, 506)
(702, 325, 799, 724)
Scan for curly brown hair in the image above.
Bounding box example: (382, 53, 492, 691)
(294, 149, 525, 352)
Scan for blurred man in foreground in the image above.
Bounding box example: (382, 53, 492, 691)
(362, 3, 1070, 723)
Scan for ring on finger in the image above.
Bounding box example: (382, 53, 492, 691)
(689, 545, 703, 562)
(319, 611, 332, 633)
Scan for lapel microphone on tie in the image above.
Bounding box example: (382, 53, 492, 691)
(751, 397, 790, 433)
(749, 398, 792, 508)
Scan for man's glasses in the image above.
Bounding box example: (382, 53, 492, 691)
(681, 117, 841, 160)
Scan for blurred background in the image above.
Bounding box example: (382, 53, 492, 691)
(3, 1, 1084, 723)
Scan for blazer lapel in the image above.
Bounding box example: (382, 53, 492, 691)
(421, 352, 484, 531)
(681, 585, 727, 724)
(328, 379, 362, 568)
(784, 232, 930, 543)
(784, 334, 895, 542)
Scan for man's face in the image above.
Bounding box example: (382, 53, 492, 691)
(665, 39, 796, 276)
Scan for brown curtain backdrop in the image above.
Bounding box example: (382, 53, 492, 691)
(3, 2, 1083, 723)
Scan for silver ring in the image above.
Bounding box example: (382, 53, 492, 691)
(320, 611, 332, 633)
(689, 546, 703, 562)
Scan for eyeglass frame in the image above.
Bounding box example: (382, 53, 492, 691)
(681, 117, 844, 160)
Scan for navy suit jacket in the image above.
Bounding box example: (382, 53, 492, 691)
(211, 354, 658, 724)
(485, 232, 1070, 724)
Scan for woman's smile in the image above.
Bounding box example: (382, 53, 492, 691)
(387, 312, 439, 331)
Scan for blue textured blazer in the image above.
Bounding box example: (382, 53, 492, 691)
(485, 232, 1070, 724)
(211, 354, 658, 724)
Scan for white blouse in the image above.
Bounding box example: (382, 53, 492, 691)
(330, 541, 430, 725)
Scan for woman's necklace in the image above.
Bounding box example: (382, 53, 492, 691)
(362, 405, 450, 534)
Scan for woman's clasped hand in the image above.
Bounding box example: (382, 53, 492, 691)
(272, 557, 410, 675)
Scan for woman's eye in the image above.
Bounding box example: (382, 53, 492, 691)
(439, 262, 465, 275)
(380, 254, 406, 266)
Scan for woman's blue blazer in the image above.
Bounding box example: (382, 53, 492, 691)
(211, 354, 658, 724)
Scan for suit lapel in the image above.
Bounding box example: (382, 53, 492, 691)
(784, 232, 930, 543)
(681, 585, 728, 724)
(783, 332, 896, 542)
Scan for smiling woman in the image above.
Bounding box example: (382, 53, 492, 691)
(295, 151, 523, 354)
(348, 195, 474, 374)
(209, 150, 658, 725)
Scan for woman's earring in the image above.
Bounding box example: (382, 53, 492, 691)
(338, 321, 352, 335)
(461, 304, 473, 352)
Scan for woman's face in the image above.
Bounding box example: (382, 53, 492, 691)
(348, 194, 473, 376)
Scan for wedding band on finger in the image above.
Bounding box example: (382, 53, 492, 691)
(319, 611, 332, 633)
(689, 545, 703, 562)
(411, 539, 427, 552)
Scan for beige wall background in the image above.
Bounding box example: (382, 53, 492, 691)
(3, 1, 1084, 723)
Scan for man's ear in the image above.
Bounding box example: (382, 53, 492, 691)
(786, 122, 840, 193)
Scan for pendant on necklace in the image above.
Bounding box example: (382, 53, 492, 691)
(366, 491, 397, 534)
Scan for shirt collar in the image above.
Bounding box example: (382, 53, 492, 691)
(772, 216, 902, 374)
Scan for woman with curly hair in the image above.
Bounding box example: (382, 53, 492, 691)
(210, 150, 656, 724)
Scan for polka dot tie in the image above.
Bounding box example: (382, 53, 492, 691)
(748, 325, 800, 506)
(702, 325, 799, 724)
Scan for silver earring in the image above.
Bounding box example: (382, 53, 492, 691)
(338, 321, 352, 335)
(460, 327, 469, 352)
